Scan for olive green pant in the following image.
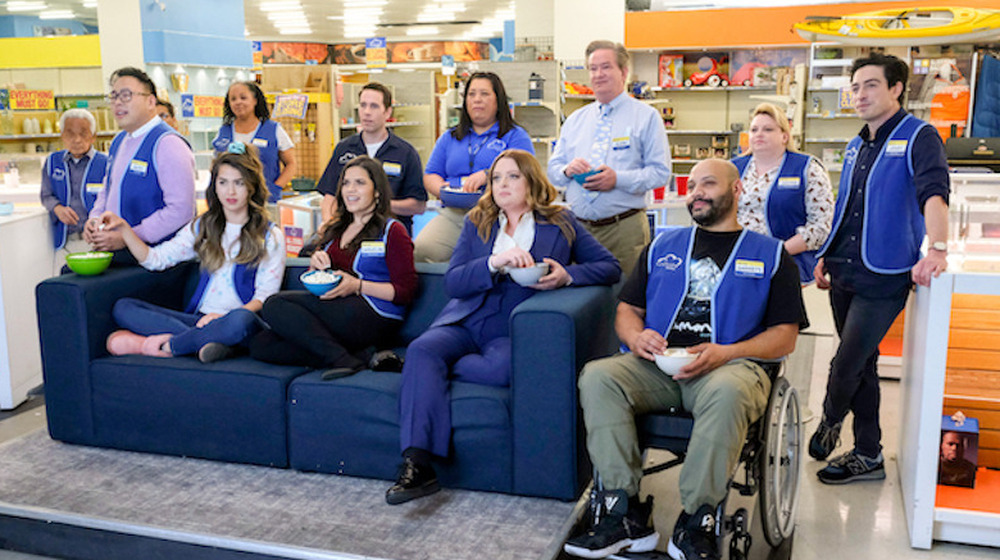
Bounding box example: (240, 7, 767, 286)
(413, 206, 467, 263)
(579, 353, 770, 513)
(580, 210, 649, 277)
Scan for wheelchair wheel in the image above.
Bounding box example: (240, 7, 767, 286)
(758, 376, 801, 548)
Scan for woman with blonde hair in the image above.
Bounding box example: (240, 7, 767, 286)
(733, 102, 834, 283)
(386, 149, 620, 505)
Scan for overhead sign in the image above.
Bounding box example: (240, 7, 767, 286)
(272, 94, 309, 120)
(9, 89, 54, 110)
(179, 94, 224, 118)
(366, 37, 387, 69)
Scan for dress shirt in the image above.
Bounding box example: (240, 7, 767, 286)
(488, 210, 536, 273)
(547, 91, 671, 221)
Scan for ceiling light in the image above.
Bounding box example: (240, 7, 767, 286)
(7, 1, 47, 11)
(344, 7, 384, 16)
(259, 1, 301, 12)
(406, 26, 439, 36)
(39, 9, 74, 19)
(82, 0, 98, 8)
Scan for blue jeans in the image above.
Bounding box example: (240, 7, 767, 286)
(821, 283, 908, 458)
(112, 297, 264, 356)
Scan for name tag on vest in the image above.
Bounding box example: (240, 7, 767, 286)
(360, 241, 386, 256)
(885, 140, 907, 156)
(252, 138, 269, 148)
(86, 183, 103, 194)
(776, 177, 800, 189)
(383, 162, 402, 177)
(129, 159, 149, 176)
(734, 259, 765, 279)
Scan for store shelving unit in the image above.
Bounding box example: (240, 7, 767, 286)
(340, 71, 436, 166)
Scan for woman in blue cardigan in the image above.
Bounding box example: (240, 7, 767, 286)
(387, 149, 621, 505)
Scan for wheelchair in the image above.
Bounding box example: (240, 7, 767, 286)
(585, 361, 802, 560)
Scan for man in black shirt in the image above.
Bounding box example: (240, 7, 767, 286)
(564, 159, 804, 560)
(809, 53, 949, 485)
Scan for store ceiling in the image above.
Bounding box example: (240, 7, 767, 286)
(2, 1, 514, 43)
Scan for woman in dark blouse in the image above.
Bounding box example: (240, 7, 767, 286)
(250, 156, 416, 378)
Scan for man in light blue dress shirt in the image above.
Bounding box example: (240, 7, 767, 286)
(547, 40, 671, 275)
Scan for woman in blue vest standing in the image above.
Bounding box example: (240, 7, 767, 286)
(732, 103, 834, 283)
(213, 81, 297, 203)
(102, 143, 286, 362)
(413, 72, 534, 263)
(250, 156, 418, 379)
(386, 149, 620, 505)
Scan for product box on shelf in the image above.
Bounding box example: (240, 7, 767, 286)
(939, 413, 979, 488)
(658, 54, 684, 88)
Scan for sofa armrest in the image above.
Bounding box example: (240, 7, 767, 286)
(36, 262, 197, 443)
(509, 284, 618, 499)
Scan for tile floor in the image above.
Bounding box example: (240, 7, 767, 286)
(0, 290, 997, 559)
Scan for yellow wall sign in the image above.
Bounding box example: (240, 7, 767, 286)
(10, 89, 55, 110)
(193, 96, 224, 118)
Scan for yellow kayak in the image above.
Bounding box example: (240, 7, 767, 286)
(795, 6, 1000, 45)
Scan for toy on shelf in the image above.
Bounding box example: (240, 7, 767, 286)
(658, 54, 684, 88)
(683, 53, 730, 88)
(563, 81, 593, 96)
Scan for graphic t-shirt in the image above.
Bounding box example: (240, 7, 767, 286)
(620, 228, 806, 348)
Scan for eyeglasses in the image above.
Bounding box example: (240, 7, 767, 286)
(106, 89, 152, 103)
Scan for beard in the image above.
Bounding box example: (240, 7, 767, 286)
(687, 189, 735, 227)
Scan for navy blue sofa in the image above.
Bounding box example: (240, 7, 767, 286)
(35, 259, 618, 500)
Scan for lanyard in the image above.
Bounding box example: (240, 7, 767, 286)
(468, 133, 493, 170)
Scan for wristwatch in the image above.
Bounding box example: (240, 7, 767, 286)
(930, 241, 948, 252)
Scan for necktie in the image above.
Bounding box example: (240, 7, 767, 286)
(585, 104, 612, 202)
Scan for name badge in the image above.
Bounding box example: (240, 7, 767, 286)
(611, 136, 631, 150)
(776, 177, 800, 190)
(252, 138, 269, 148)
(886, 139, 907, 156)
(383, 162, 402, 177)
(360, 241, 386, 256)
(85, 183, 103, 194)
(129, 159, 148, 176)
(734, 259, 765, 279)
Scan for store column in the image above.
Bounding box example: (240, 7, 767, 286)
(553, 0, 624, 61)
(96, 0, 145, 84)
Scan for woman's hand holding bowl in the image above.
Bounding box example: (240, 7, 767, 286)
(461, 170, 487, 193)
(532, 258, 570, 290)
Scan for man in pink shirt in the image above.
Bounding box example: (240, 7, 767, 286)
(85, 67, 195, 253)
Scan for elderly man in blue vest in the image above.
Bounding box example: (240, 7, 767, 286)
(84, 67, 195, 260)
(40, 108, 108, 275)
(565, 158, 804, 560)
(809, 53, 949, 485)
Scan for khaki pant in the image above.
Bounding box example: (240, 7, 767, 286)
(580, 211, 649, 277)
(578, 353, 770, 513)
(413, 206, 467, 263)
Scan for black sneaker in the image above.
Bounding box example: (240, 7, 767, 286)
(667, 504, 719, 560)
(564, 489, 659, 559)
(385, 457, 440, 505)
(808, 420, 842, 460)
(817, 451, 885, 485)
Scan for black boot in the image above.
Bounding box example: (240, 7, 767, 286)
(385, 455, 439, 505)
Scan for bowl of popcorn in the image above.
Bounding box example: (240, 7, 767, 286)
(654, 348, 698, 376)
(65, 251, 113, 276)
(301, 269, 343, 296)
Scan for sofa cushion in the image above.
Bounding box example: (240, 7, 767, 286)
(90, 355, 308, 467)
(287, 369, 513, 493)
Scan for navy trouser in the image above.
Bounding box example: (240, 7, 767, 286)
(821, 284, 908, 458)
(398, 324, 511, 458)
(112, 297, 264, 356)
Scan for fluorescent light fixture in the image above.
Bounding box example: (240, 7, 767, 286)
(344, 27, 377, 38)
(344, 7, 384, 17)
(39, 9, 74, 19)
(406, 26, 439, 36)
(7, 1, 47, 12)
(259, 1, 301, 12)
(82, 0, 98, 7)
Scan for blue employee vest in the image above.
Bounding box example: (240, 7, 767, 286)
(46, 150, 108, 249)
(818, 114, 928, 274)
(107, 122, 189, 244)
(733, 152, 816, 283)
(213, 120, 282, 203)
(645, 226, 782, 345)
(325, 218, 405, 320)
(183, 219, 273, 314)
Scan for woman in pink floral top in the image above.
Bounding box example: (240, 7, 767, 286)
(732, 103, 834, 284)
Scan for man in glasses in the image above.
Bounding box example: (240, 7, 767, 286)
(85, 66, 195, 258)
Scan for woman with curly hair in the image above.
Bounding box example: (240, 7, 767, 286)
(102, 143, 285, 363)
(386, 149, 621, 505)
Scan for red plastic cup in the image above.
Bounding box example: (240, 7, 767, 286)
(653, 186, 666, 202)
(676, 175, 689, 195)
